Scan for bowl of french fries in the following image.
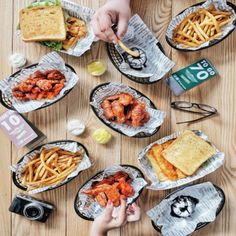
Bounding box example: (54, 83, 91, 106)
(11, 140, 91, 194)
(166, 1, 236, 51)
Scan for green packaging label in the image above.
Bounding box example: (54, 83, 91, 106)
(171, 59, 218, 91)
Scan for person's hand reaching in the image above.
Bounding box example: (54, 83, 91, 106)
(90, 199, 127, 236)
(90, 199, 141, 236)
(92, 0, 131, 43)
(126, 203, 141, 222)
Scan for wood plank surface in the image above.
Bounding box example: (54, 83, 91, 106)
(0, 0, 235, 236)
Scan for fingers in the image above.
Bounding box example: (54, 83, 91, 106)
(117, 13, 130, 39)
(127, 203, 141, 222)
(92, 17, 108, 42)
(115, 198, 127, 226)
(92, 13, 117, 42)
(103, 200, 114, 220)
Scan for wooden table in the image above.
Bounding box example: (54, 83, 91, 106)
(0, 0, 235, 235)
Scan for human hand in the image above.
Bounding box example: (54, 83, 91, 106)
(92, 0, 131, 43)
(90, 199, 127, 236)
(126, 203, 141, 222)
(90, 199, 141, 236)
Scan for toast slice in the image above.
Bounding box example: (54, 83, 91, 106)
(19, 6, 66, 42)
(162, 130, 217, 176)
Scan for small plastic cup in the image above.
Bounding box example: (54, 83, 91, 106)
(87, 60, 106, 76)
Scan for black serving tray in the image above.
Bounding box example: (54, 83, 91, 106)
(151, 183, 225, 233)
(106, 42, 165, 84)
(89, 82, 161, 138)
(74, 164, 145, 221)
(0, 63, 77, 112)
(166, 1, 236, 52)
(12, 140, 89, 192)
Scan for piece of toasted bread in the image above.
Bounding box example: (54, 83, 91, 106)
(19, 6, 66, 42)
(162, 130, 217, 176)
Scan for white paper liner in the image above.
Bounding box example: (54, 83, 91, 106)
(115, 14, 175, 82)
(166, 0, 236, 50)
(90, 82, 166, 137)
(10, 141, 91, 194)
(147, 182, 223, 236)
(0, 52, 79, 113)
(17, 0, 95, 56)
(59, 0, 95, 56)
(138, 130, 225, 190)
(75, 165, 147, 219)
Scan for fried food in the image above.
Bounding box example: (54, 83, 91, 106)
(147, 142, 187, 181)
(12, 70, 65, 101)
(173, 4, 233, 48)
(82, 171, 134, 207)
(147, 131, 217, 181)
(20, 147, 84, 190)
(101, 93, 150, 128)
(162, 130, 217, 176)
(62, 17, 87, 50)
(117, 40, 140, 57)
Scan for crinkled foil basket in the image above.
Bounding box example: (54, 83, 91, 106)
(138, 130, 225, 190)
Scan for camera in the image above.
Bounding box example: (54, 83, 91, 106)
(9, 193, 54, 223)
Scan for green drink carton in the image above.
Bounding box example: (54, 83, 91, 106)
(166, 59, 218, 96)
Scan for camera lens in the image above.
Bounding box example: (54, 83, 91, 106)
(23, 203, 44, 220)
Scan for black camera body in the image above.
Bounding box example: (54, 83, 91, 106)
(9, 193, 54, 223)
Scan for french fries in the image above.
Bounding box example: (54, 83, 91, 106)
(20, 147, 84, 190)
(173, 4, 232, 48)
(117, 40, 140, 57)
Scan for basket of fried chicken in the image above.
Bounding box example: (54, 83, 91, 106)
(90, 82, 166, 137)
(0, 52, 79, 113)
(74, 165, 147, 220)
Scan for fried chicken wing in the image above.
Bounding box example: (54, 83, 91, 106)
(101, 99, 115, 120)
(82, 171, 135, 208)
(12, 70, 66, 101)
(111, 100, 126, 123)
(101, 93, 150, 128)
(131, 102, 150, 127)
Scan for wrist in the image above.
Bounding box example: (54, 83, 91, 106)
(109, 0, 130, 5)
(90, 224, 108, 236)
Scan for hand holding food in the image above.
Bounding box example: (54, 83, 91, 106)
(173, 4, 233, 48)
(101, 93, 150, 128)
(117, 40, 140, 57)
(82, 171, 134, 207)
(92, 128, 112, 144)
(20, 147, 84, 190)
(12, 70, 65, 101)
(90, 198, 127, 236)
(92, 0, 131, 42)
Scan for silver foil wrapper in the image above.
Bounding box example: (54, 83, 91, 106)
(75, 165, 147, 219)
(0, 52, 79, 113)
(166, 0, 236, 50)
(138, 130, 225, 190)
(147, 182, 223, 236)
(11, 141, 91, 194)
(90, 82, 166, 137)
(115, 14, 175, 82)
